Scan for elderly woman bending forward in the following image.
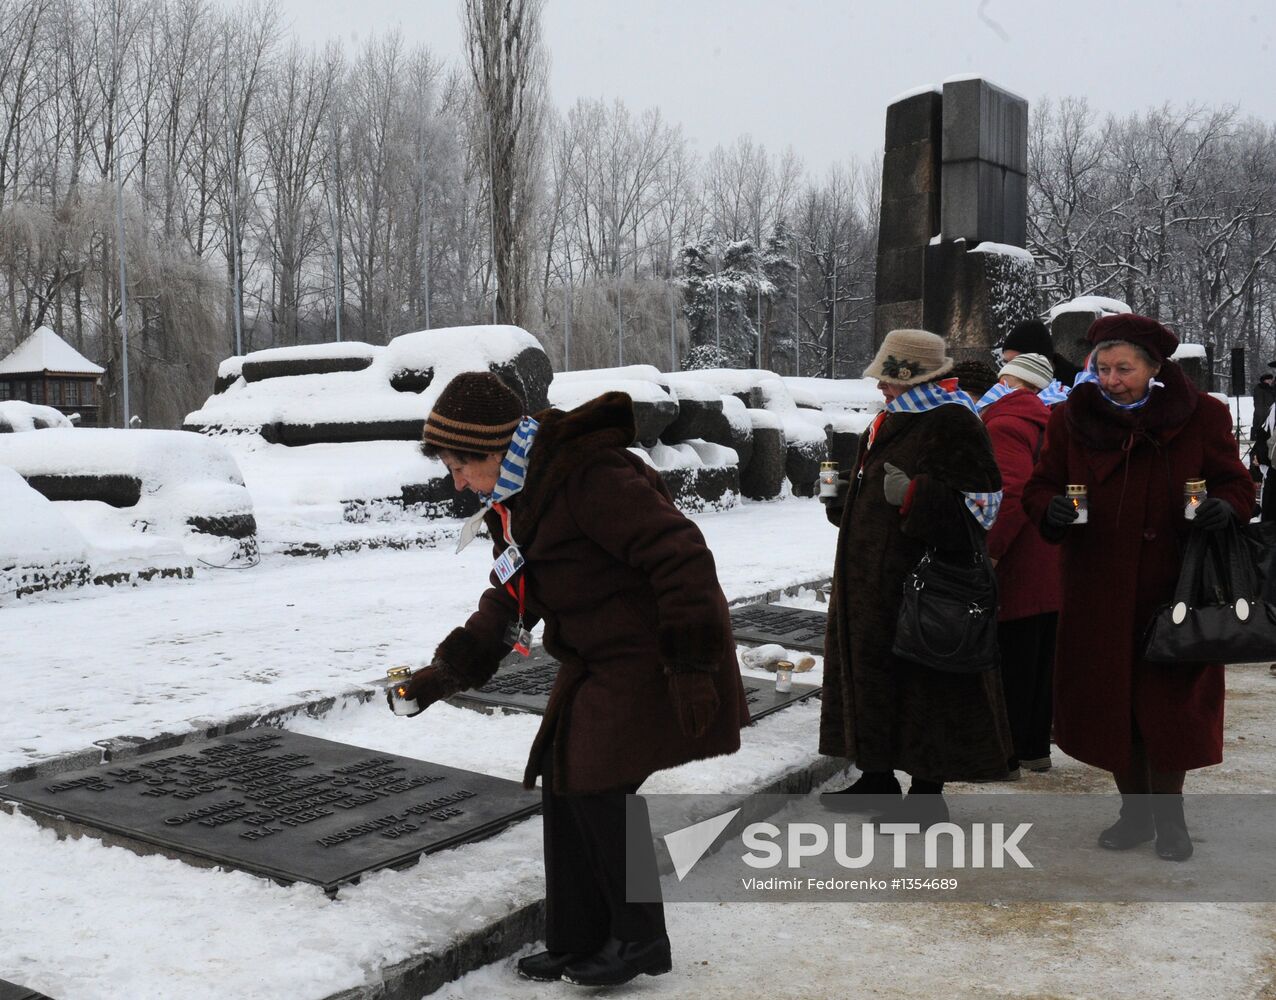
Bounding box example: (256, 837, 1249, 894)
(1022, 314, 1253, 861)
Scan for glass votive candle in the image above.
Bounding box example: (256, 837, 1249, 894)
(775, 660, 794, 693)
(386, 666, 419, 716)
(1184, 479, 1207, 519)
(1066, 484, 1088, 524)
(818, 461, 839, 500)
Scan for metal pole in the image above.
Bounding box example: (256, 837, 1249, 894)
(714, 251, 720, 354)
(485, 114, 498, 325)
(224, 31, 243, 356)
(831, 261, 837, 379)
(563, 276, 571, 371)
(113, 9, 130, 428)
(669, 237, 676, 372)
(420, 134, 430, 330)
(615, 203, 622, 366)
(794, 242, 800, 377)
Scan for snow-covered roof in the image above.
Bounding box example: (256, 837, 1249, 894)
(0, 326, 105, 376)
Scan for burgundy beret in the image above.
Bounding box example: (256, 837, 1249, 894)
(1086, 313, 1179, 362)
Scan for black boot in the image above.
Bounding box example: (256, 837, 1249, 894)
(1098, 795, 1155, 850)
(561, 935, 672, 987)
(1151, 795, 1194, 862)
(874, 779, 949, 829)
(820, 770, 902, 813)
(516, 950, 589, 982)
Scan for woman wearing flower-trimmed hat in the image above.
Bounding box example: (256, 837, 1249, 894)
(820, 329, 1014, 825)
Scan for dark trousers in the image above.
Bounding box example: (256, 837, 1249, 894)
(996, 612, 1057, 762)
(541, 752, 665, 953)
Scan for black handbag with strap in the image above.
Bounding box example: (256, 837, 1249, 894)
(892, 512, 1000, 673)
(1144, 520, 1276, 664)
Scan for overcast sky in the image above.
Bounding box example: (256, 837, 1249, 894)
(275, 0, 1276, 173)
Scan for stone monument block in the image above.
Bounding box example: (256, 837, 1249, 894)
(941, 161, 1027, 248)
(0, 730, 540, 894)
(923, 241, 1037, 361)
(739, 424, 786, 500)
(1050, 309, 1102, 369)
(941, 77, 1028, 172)
(884, 89, 943, 149)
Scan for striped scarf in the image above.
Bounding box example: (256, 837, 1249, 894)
(1038, 380, 1070, 407)
(868, 379, 1002, 529)
(455, 415, 539, 552)
(1073, 360, 1163, 410)
(975, 382, 1015, 412)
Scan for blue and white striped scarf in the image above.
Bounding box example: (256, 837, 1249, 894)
(975, 382, 1015, 412)
(455, 415, 539, 552)
(1073, 361, 1163, 411)
(1038, 380, 1070, 406)
(879, 381, 1002, 529)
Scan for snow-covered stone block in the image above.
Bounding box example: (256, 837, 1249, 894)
(0, 401, 75, 433)
(550, 378, 676, 446)
(739, 410, 786, 501)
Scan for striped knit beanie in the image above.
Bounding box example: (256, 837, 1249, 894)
(422, 372, 524, 455)
(998, 352, 1054, 391)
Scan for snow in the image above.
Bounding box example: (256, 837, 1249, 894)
(1172, 343, 1208, 360)
(1047, 296, 1131, 321)
(665, 368, 776, 397)
(0, 325, 104, 375)
(217, 356, 245, 380)
(746, 408, 783, 432)
(971, 241, 1034, 264)
(553, 364, 662, 385)
(548, 377, 673, 409)
(0, 399, 74, 430)
(0, 465, 89, 565)
(684, 439, 738, 468)
(242, 341, 379, 364)
(660, 377, 719, 403)
(941, 74, 1028, 102)
(720, 394, 751, 434)
(2, 492, 1275, 999)
(782, 376, 882, 413)
(889, 82, 941, 103)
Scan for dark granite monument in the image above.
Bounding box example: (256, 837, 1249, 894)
(0, 980, 53, 1000)
(729, 602, 827, 653)
(0, 730, 539, 894)
(874, 78, 1037, 360)
(453, 646, 820, 719)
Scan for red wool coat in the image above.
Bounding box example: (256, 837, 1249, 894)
(981, 389, 1062, 622)
(1022, 363, 1254, 773)
(435, 392, 749, 794)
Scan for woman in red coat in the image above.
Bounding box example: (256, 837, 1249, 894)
(978, 352, 1062, 774)
(1023, 315, 1253, 861)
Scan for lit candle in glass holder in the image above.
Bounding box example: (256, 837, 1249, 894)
(818, 461, 839, 500)
(1066, 484, 1088, 524)
(1184, 479, 1207, 519)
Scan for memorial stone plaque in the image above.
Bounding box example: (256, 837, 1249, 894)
(729, 602, 827, 653)
(0, 730, 539, 894)
(453, 647, 820, 720)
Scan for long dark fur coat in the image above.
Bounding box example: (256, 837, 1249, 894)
(821, 399, 1014, 781)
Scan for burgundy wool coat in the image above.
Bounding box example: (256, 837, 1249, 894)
(981, 389, 1062, 622)
(434, 392, 749, 794)
(1022, 362, 1254, 773)
(820, 399, 1014, 782)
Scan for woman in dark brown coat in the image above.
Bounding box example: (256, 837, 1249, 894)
(820, 329, 1013, 826)
(390, 372, 747, 988)
(1022, 314, 1254, 861)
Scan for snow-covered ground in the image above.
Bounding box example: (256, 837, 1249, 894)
(3, 495, 1275, 1000)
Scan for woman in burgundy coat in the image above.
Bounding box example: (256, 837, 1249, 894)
(1022, 315, 1253, 861)
(390, 373, 748, 987)
(978, 352, 1062, 774)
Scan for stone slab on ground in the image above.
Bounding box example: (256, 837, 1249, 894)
(729, 601, 828, 652)
(0, 730, 539, 894)
(450, 647, 820, 719)
(0, 980, 53, 1000)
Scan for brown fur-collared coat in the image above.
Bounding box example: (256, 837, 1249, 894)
(821, 399, 1014, 781)
(434, 392, 749, 794)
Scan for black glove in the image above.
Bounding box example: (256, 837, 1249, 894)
(385, 661, 462, 717)
(667, 670, 720, 739)
(1191, 497, 1234, 532)
(1045, 494, 1079, 529)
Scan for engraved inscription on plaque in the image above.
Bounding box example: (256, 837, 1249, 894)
(729, 603, 827, 652)
(452, 648, 820, 720)
(0, 730, 539, 893)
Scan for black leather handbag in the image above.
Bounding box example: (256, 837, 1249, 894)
(892, 514, 1000, 673)
(1144, 521, 1276, 664)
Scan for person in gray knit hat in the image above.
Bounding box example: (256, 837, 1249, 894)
(391, 370, 748, 987)
(998, 352, 1055, 392)
(820, 328, 1013, 826)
